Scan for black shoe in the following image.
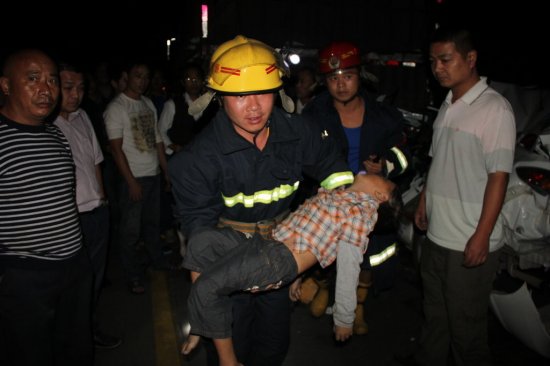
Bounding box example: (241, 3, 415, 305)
(94, 331, 122, 349)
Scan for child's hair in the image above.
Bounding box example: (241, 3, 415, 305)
(371, 185, 403, 235)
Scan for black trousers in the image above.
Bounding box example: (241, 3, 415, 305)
(183, 227, 298, 366)
(0, 250, 94, 366)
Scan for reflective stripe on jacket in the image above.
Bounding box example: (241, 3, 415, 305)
(169, 107, 353, 236)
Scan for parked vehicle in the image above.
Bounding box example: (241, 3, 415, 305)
(395, 106, 434, 268)
(499, 129, 550, 287)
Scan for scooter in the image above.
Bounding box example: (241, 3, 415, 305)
(499, 130, 550, 288)
(395, 106, 434, 268)
(479, 81, 550, 288)
(489, 127, 550, 360)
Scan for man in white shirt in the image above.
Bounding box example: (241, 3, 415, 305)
(54, 63, 122, 349)
(103, 60, 171, 295)
(158, 63, 218, 156)
(411, 27, 516, 366)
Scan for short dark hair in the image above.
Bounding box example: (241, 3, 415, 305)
(124, 59, 150, 74)
(371, 185, 403, 235)
(181, 62, 205, 81)
(58, 62, 83, 74)
(430, 27, 476, 58)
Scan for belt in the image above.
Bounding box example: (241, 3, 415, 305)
(217, 210, 290, 239)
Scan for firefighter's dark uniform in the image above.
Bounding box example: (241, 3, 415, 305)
(303, 89, 410, 291)
(169, 106, 352, 366)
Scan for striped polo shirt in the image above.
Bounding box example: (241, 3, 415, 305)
(425, 77, 516, 252)
(0, 115, 83, 266)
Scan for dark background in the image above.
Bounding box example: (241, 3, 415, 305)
(2, 0, 547, 96)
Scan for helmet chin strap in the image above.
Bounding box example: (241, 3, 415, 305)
(252, 119, 270, 148)
(248, 89, 289, 148)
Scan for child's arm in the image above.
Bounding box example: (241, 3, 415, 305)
(333, 240, 363, 341)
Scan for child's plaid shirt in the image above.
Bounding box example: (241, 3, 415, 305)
(273, 186, 378, 268)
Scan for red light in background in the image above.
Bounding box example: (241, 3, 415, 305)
(517, 166, 550, 195)
(386, 59, 400, 67)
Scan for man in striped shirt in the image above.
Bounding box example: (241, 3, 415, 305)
(0, 49, 93, 366)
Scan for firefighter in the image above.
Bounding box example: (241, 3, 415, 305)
(169, 35, 353, 366)
(302, 41, 410, 335)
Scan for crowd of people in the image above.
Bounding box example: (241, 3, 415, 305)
(0, 25, 514, 366)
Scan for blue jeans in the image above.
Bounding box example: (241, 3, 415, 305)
(183, 228, 297, 366)
(117, 175, 164, 281)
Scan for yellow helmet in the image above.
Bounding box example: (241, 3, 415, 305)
(207, 35, 287, 95)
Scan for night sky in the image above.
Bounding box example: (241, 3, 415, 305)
(3, 0, 548, 86)
(3, 2, 179, 66)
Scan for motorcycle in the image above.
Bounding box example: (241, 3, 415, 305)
(395, 105, 435, 268)
(490, 81, 550, 289)
(490, 126, 550, 360)
(499, 130, 550, 287)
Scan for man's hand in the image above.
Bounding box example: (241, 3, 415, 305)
(463, 232, 489, 267)
(363, 154, 384, 175)
(289, 277, 302, 302)
(128, 179, 143, 201)
(181, 334, 201, 355)
(333, 325, 353, 342)
(414, 191, 428, 231)
(163, 172, 171, 192)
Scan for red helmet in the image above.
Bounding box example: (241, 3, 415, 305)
(318, 42, 361, 74)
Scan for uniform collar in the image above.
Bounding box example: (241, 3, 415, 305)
(216, 107, 299, 154)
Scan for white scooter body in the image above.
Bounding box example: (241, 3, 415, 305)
(499, 132, 550, 286)
(491, 140, 550, 359)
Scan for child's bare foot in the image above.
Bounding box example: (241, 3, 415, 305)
(181, 334, 200, 355)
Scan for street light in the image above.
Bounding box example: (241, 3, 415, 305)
(166, 37, 176, 61)
(202, 4, 208, 38)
